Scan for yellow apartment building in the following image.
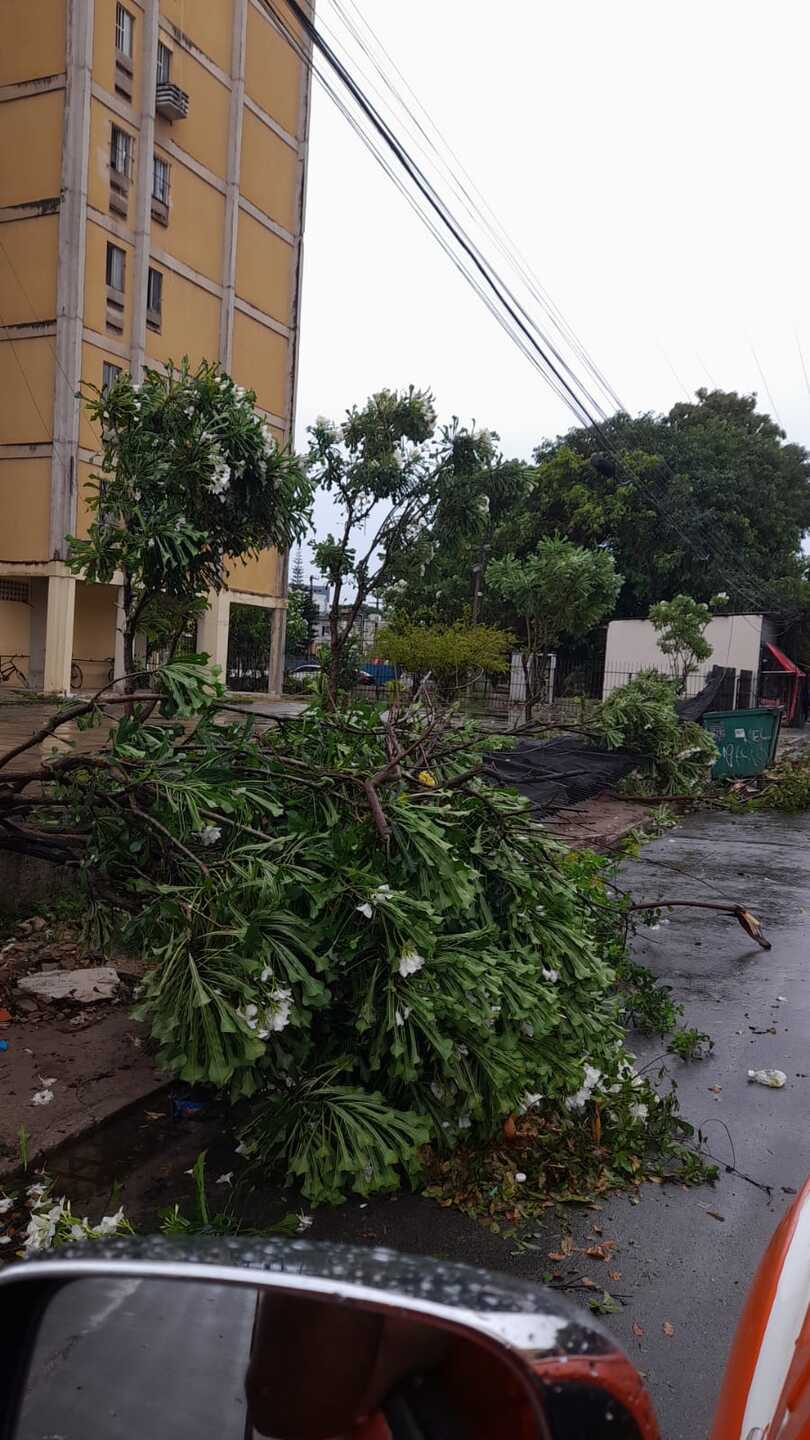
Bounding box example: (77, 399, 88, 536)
(0, 0, 312, 694)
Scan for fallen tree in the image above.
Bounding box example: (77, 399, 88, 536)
(0, 662, 711, 1205)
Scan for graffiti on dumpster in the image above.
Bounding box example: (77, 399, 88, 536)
(706, 724, 772, 775)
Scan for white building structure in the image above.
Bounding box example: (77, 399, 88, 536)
(602, 614, 777, 698)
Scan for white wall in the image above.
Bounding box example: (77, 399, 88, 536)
(603, 615, 771, 698)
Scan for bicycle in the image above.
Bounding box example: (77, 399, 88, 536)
(0, 655, 29, 688)
(70, 657, 116, 691)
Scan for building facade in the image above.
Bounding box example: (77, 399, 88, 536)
(0, 0, 312, 694)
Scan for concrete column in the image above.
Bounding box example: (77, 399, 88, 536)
(197, 589, 231, 680)
(268, 604, 286, 697)
(51, 0, 94, 555)
(130, 0, 159, 382)
(219, 0, 247, 370)
(43, 576, 77, 695)
(27, 578, 50, 690)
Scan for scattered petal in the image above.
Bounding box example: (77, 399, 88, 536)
(632, 1320, 644, 1339)
(662, 1320, 675, 1337)
(31, 1089, 54, 1107)
(216, 1173, 233, 1187)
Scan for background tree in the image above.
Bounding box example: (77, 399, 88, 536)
(488, 538, 621, 719)
(380, 456, 532, 628)
(69, 359, 311, 689)
(519, 390, 810, 617)
(375, 621, 512, 704)
(308, 389, 498, 702)
(648, 592, 728, 691)
(287, 545, 319, 653)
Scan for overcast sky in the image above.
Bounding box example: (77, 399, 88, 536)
(293, 0, 810, 576)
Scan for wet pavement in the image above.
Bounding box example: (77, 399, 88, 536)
(0, 697, 305, 776)
(5, 803, 809, 1440)
(312, 808, 810, 1440)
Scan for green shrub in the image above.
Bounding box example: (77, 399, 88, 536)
(592, 670, 717, 794)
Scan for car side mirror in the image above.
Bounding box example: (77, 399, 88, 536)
(0, 1237, 658, 1440)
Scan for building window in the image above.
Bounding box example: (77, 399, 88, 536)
(106, 243, 126, 294)
(115, 4, 134, 58)
(110, 126, 134, 179)
(102, 362, 122, 393)
(156, 41, 172, 84)
(152, 155, 170, 204)
(0, 580, 30, 605)
(146, 267, 163, 330)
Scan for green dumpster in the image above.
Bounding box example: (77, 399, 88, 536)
(702, 707, 782, 779)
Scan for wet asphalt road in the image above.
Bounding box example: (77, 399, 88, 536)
(313, 807, 810, 1440)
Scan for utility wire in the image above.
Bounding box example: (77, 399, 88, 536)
(322, 0, 625, 420)
(263, 0, 776, 613)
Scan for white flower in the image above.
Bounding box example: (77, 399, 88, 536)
(394, 1005, 412, 1027)
(541, 968, 559, 983)
(565, 1063, 602, 1113)
(519, 1091, 543, 1114)
(457, 1114, 471, 1130)
(296, 1212, 313, 1233)
(235, 1140, 255, 1158)
(26, 1182, 48, 1203)
(238, 1003, 260, 1031)
(23, 1202, 64, 1255)
(371, 884, 393, 903)
(216, 1172, 233, 1187)
(0, 1197, 13, 1215)
(39, 1076, 57, 1087)
(69, 1223, 85, 1240)
(199, 824, 221, 846)
(515, 1171, 527, 1183)
(209, 453, 231, 499)
(95, 1208, 125, 1236)
(356, 902, 373, 920)
(267, 986, 292, 1033)
(715, 592, 729, 602)
(630, 1102, 648, 1122)
(398, 949, 425, 978)
(31, 1089, 54, 1107)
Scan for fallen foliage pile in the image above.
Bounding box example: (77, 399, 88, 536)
(591, 670, 718, 795)
(0, 660, 711, 1206)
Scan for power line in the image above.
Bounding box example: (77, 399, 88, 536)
(321, 0, 626, 420)
(265, 0, 779, 614)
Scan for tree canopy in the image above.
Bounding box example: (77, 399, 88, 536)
(69, 359, 311, 683)
(382, 390, 810, 632)
(524, 390, 810, 616)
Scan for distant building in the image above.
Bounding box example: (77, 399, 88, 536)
(310, 591, 384, 655)
(1, 0, 313, 694)
(602, 614, 777, 699)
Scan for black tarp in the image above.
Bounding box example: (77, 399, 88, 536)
(486, 667, 736, 816)
(675, 665, 735, 722)
(486, 734, 646, 815)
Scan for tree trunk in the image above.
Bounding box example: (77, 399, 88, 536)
(122, 578, 138, 697)
(521, 651, 533, 723)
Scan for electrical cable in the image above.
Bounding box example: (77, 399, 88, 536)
(262, 0, 782, 619)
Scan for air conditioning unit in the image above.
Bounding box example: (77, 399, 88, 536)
(155, 82, 189, 121)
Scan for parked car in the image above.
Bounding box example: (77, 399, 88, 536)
(290, 663, 375, 685)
